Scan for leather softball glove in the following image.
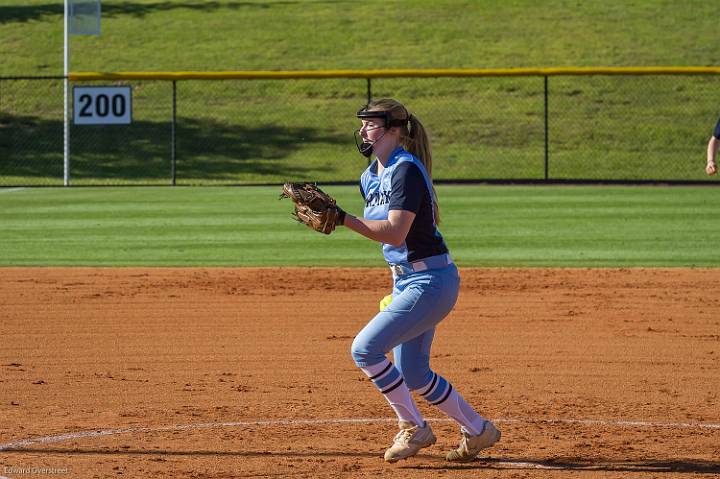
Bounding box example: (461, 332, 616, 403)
(279, 182, 345, 234)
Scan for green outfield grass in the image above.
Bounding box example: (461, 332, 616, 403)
(1, 185, 718, 267)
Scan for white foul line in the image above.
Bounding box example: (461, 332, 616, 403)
(0, 416, 718, 452)
(497, 417, 720, 429)
(0, 188, 25, 194)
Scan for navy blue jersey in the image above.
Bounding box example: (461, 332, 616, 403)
(359, 146, 449, 264)
(714, 116, 720, 139)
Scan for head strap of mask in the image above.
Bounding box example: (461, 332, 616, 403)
(356, 108, 410, 128)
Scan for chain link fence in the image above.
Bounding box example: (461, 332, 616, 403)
(1, 72, 718, 186)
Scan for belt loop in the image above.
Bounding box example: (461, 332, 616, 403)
(390, 264, 403, 277)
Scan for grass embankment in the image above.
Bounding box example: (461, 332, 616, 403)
(1, 1, 719, 184)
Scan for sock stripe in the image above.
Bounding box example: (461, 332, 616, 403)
(430, 384, 453, 406)
(380, 377, 405, 394)
(418, 373, 438, 397)
(368, 362, 393, 380)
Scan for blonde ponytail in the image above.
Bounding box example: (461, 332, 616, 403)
(366, 99, 441, 224)
(405, 113, 440, 225)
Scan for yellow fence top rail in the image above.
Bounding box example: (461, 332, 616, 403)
(69, 66, 720, 81)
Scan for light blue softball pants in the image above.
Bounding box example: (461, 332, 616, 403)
(351, 263, 460, 390)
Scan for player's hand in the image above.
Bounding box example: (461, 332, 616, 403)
(706, 162, 717, 176)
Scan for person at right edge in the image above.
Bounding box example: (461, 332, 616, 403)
(337, 98, 501, 463)
(706, 114, 720, 175)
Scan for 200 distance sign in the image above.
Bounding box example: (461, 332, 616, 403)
(73, 86, 132, 125)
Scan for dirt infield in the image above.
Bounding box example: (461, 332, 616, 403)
(1, 267, 719, 478)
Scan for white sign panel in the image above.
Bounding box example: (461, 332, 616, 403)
(69, 0, 101, 35)
(73, 86, 132, 125)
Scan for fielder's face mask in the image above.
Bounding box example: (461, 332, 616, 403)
(354, 108, 409, 158)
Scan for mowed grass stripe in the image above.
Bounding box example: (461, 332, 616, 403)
(0, 185, 718, 267)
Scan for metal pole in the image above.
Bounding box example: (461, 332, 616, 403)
(543, 75, 549, 181)
(171, 80, 177, 186)
(63, 0, 70, 186)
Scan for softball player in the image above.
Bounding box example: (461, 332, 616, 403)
(706, 115, 720, 175)
(340, 99, 500, 463)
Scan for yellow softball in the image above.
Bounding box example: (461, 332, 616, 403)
(379, 294, 393, 311)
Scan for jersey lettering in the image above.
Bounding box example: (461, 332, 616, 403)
(365, 190, 392, 207)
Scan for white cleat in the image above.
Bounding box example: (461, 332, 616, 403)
(445, 421, 501, 462)
(384, 420, 436, 463)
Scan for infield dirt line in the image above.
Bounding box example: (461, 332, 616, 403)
(1, 416, 719, 452)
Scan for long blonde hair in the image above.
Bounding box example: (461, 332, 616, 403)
(366, 98, 441, 224)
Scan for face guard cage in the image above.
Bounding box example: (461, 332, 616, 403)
(354, 107, 411, 158)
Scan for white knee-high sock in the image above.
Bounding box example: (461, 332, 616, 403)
(418, 372, 487, 435)
(360, 359, 425, 427)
